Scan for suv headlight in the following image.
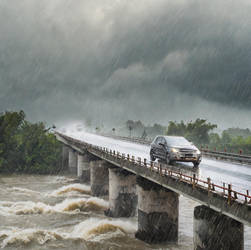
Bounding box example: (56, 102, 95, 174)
(171, 148, 179, 153)
(196, 150, 201, 155)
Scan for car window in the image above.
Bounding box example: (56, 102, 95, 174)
(156, 137, 161, 144)
(165, 136, 191, 146)
(154, 137, 160, 144)
(161, 137, 166, 145)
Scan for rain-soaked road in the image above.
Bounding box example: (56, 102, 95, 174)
(65, 131, 251, 195)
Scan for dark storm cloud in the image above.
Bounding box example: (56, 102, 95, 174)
(0, 0, 250, 127)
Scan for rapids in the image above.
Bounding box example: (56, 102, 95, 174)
(0, 174, 250, 249)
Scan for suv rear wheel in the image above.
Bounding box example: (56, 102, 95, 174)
(150, 150, 156, 162)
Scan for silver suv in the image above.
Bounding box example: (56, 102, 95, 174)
(150, 136, 202, 167)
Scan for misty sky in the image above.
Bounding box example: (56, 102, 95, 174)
(0, 0, 251, 129)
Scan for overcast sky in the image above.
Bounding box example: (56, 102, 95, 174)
(0, 0, 251, 129)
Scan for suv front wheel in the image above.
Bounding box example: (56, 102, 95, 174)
(193, 161, 200, 168)
(166, 153, 173, 165)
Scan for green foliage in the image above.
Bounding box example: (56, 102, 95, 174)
(209, 133, 221, 146)
(206, 129, 251, 154)
(121, 118, 251, 154)
(167, 120, 187, 136)
(166, 119, 217, 145)
(124, 120, 166, 138)
(221, 131, 232, 145)
(0, 111, 62, 174)
(147, 123, 166, 137)
(126, 120, 144, 137)
(0, 111, 25, 171)
(223, 128, 251, 138)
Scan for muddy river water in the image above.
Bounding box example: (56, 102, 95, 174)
(0, 175, 250, 250)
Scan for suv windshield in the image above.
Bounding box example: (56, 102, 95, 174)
(164, 136, 191, 146)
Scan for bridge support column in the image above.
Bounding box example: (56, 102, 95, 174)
(90, 160, 109, 197)
(135, 177, 179, 244)
(68, 149, 77, 175)
(194, 205, 244, 250)
(77, 154, 85, 178)
(62, 145, 69, 170)
(105, 168, 137, 217)
(81, 153, 96, 183)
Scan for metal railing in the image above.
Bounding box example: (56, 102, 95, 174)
(56, 132, 251, 205)
(98, 133, 251, 165)
(90, 146, 251, 205)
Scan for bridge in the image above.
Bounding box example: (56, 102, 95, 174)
(55, 131, 251, 249)
(98, 133, 251, 165)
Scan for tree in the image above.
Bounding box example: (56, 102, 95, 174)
(223, 128, 251, 138)
(186, 119, 217, 144)
(95, 127, 99, 133)
(221, 131, 231, 145)
(166, 121, 186, 136)
(141, 129, 147, 139)
(16, 121, 61, 173)
(145, 123, 167, 137)
(126, 120, 134, 137)
(209, 133, 221, 147)
(0, 111, 25, 172)
(166, 119, 217, 145)
(0, 111, 61, 174)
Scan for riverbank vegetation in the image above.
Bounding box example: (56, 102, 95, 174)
(0, 111, 62, 174)
(166, 120, 251, 154)
(92, 119, 251, 155)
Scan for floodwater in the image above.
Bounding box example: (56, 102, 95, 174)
(0, 174, 250, 250)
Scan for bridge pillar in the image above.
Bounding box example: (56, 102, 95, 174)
(194, 205, 244, 250)
(90, 160, 109, 197)
(62, 145, 69, 170)
(77, 154, 85, 178)
(105, 168, 137, 217)
(135, 177, 179, 244)
(68, 148, 77, 175)
(81, 153, 97, 183)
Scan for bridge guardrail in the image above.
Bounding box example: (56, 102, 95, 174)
(98, 133, 251, 165)
(56, 132, 251, 205)
(92, 148, 251, 205)
(56, 132, 251, 225)
(202, 150, 251, 164)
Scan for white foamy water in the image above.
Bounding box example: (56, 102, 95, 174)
(0, 218, 137, 248)
(8, 187, 41, 195)
(0, 197, 108, 216)
(1, 174, 250, 250)
(0, 228, 62, 249)
(53, 176, 76, 183)
(70, 218, 136, 240)
(49, 183, 91, 197)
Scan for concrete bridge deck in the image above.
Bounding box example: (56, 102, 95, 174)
(98, 133, 251, 165)
(55, 131, 251, 227)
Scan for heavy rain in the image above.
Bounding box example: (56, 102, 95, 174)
(0, 0, 250, 249)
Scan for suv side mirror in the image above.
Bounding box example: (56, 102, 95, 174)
(158, 142, 165, 147)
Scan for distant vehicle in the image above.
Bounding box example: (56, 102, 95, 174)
(150, 136, 202, 167)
